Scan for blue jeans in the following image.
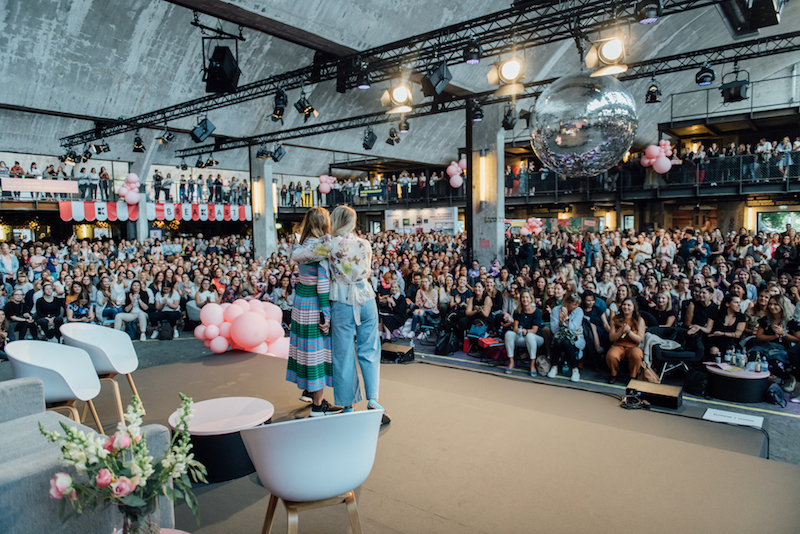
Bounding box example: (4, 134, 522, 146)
(331, 299, 381, 407)
(411, 309, 435, 332)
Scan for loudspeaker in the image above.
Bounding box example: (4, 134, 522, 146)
(421, 61, 453, 97)
(362, 130, 377, 150)
(626, 379, 683, 409)
(381, 343, 414, 363)
(190, 118, 216, 143)
(206, 46, 241, 93)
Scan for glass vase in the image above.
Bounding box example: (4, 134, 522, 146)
(114, 500, 160, 534)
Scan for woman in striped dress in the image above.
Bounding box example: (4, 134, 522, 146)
(287, 207, 340, 417)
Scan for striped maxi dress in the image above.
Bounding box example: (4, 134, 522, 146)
(286, 258, 333, 392)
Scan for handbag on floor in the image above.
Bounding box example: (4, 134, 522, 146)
(535, 355, 551, 376)
(637, 363, 660, 383)
(435, 330, 460, 355)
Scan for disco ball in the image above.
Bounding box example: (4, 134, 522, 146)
(530, 73, 638, 178)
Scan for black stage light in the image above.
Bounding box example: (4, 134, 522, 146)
(179, 158, 188, 171)
(696, 65, 715, 86)
(272, 88, 288, 123)
(206, 46, 241, 93)
(363, 127, 377, 150)
(191, 118, 215, 143)
(519, 109, 532, 129)
(64, 150, 78, 166)
(256, 145, 270, 160)
(472, 101, 484, 122)
(399, 117, 410, 133)
(502, 104, 518, 130)
(294, 91, 318, 122)
(386, 127, 400, 146)
(271, 144, 285, 162)
(721, 80, 749, 103)
(646, 78, 661, 103)
(82, 148, 93, 162)
(637, 0, 662, 24)
(421, 60, 453, 97)
(464, 38, 482, 65)
(195, 157, 205, 168)
(157, 130, 175, 147)
(205, 155, 218, 168)
(133, 131, 146, 153)
(89, 142, 110, 154)
(357, 63, 371, 90)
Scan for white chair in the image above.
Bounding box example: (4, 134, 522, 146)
(5, 340, 104, 434)
(186, 300, 201, 322)
(241, 410, 383, 534)
(59, 323, 143, 424)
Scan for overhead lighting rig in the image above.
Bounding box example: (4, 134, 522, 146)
(720, 62, 749, 103)
(645, 77, 661, 103)
(272, 88, 288, 123)
(363, 127, 377, 149)
(133, 131, 146, 153)
(89, 141, 110, 154)
(294, 90, 319, 122)
(381, 72, 414, 113)
(695, 64, 715, 86)
(386, 127, 401, 146)
(488, 53, 525, 96)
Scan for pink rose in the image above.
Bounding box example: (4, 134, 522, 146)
(103, 437, 116, 453)
(96, 469, 114, 489)
(49, 473, 73, 499)
(111, 476, 136, 498)
(111, 431, 131, 450)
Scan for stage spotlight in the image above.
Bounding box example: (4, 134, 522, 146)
(471, 101, 484, 122)
(381, 79, 413, 113)
(82, 147, 93, 163)
(363, 127, 377, 150)
(502, 104, 518, 130)
(270, 144, 286, 162)
(637, 0, 662, 24)
(190, 117, 215, 143)
(646, 78, 661, 103)
(721, 67, 750, 103)
(256, 144, 270, 160)
(488, 56, 524, 96)
(133, 131, 145, 153)
(386, 127, 401, 146)
(500, 57, 522, 83)
(421, 60, 453, 97)
(463, 38, 482, 65)
(272, 88, 288, 123)
(294, 91, 319, 122)
(598, 38, 624, 64)
(588, 36, 628, 77)
(156, 127, 175, 147)
(195, 157, 205, 168)
(696, 64, 715, 86)
(205, 154, 218, 168)
(357, 63, 371, 89)
(399, 117, 410, 133)
(89, 142, 110, 154)
(179, 158, 188, 171)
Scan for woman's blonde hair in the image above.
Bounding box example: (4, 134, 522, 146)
(330, 205, 357, 237)
(299, 207, 331, 244)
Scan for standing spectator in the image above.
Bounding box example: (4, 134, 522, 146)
(776, 136, 793, 179)
(693, 145, 707, 184)
(186, 175, 195, 203)
(755, 138, 772, 181)
(303, 180, 313, 207)
(294, 181, 303, 207)
(214, 174, 223, 203)
(287, 181, 295, 206)
(179, 175, 187, 203)
(281, 184, 288, 206)
(77, 167, 89, 200)
(88, 167, 100, 200)
(196, 174, 204, 204)
(99, 166, 110, 201)
(152, 170, 163, 202)
(206, 174, 214, 203)
(162, 173, 173, 202)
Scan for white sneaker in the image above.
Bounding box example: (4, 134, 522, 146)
(173, 329, 179, 338)
(139, 333, 146, 342)
(570, 369, 580, 382)
(546, 366, 557, 378)
(150, 330, 159, 339)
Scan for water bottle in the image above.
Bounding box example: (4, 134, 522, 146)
(755, 359, 761, 373)
(562, 362, 569, 375)
(762, 356, 769, 374)
(409, 338, 415, 350)
(724, 348, 732, 363)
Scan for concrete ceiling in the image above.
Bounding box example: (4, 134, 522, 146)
(1, 0, 799, 177)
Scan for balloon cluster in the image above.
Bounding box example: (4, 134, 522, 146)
(194, 300, 290, 358)
(519, 217, 543, 236)
(318, 175, 336, 194)
(641, 140, 673, 175)
(446, 157, 467, 188)
(117, 174, 141, 205)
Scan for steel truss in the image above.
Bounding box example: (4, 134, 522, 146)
(60, 0, 722, 147)
(173, 30, 800, 158)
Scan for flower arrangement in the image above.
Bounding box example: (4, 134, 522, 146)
(40, 394, 207, 534)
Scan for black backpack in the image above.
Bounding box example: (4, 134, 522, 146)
(683, 370, 709, 397)
(435, 330, 459, 355)
(157, 321, 173, 341)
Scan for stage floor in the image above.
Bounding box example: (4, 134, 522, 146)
(111, 352, 800, 534)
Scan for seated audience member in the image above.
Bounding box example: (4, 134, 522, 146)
(66, 291, 95, 324)
(151, 283, 182, 339)
(457, 279, 491, 336)
(411, 275, 439, 339)
(271, 275, 294, 326)
(581, 290, 610, 353)
(755, 294, 800, 388)
(379, 281, 408, 340)
(36, 282, 65, 341)
(503, 289, 544, 375)
(706, 293, 746, 358)
(222, 275, 245, 304)
(685, 285, 717, 339)
(0, 309, 8, 358)
(606, 297, 646, 384)
(549, 294, 585, 383)
(195, 278, 219, 308)
(115, 280, 150, 341)
(500, 282, 521, 331)
(651, 291, 677, 327)
(4, 288, 37, 341)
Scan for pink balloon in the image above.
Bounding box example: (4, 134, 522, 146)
(233, 299, 251, 311)
(520, 227, 531, 236)
(209, 336, 229, 354)
(664, 149, 672, 157)
(125, 173, 139, 184)
(446, 165, 460, 178)
(265, 319, 284, 344)
(640, 157, 653, 168)
(194, 325, 207, 340)
(263, 303, 283, 323)
(268, 337, 290, 359)
(205, 324, 220, 339)
(124, 191, 141, 205)
(652, 156, 672, 174)
(118, 186, 129, 196)
(204, 340, 212, 349)
(645, 145, 661, 159)
(318, 183, 331, 194)
(252, 307, 267, 319)
(248, 299, 263, 310)
(659, 140, 668, 147)
(220, 303, 231, 310)
(200, 303, 224, 326)
(458, 157, 467, 170)
(231, 312, 269, 350)
(223, 304, 245, 323)
(218, 321, 232, 340)
(449, 175, 463, 188)
(252, 342, 270, 355)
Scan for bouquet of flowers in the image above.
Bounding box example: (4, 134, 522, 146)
(40, 393, 207, 534)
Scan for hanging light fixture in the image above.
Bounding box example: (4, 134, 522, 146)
(356, 63, 371, 89)
(696, 64, 715, 86)
(132, 131, 145, 153)
(272, 87, 288, 122)
(471, 100, 484, 122)
(381, 75, 414, 113)
(463, 38, 482, 65)
(488, 53, 525, 96)
(294, 90, 319, 122)
(645, 77, 661, 103)
(637, 0, 662, 24)
(399, 116, 410, 133)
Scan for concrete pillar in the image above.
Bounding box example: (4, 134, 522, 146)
(469, 104, 505, 267)
(128, 137, 159, 243)
(250, 147, 278, 260)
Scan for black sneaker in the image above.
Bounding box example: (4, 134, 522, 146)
(309, 399, 343, 417)
(299, 390, 313, 403)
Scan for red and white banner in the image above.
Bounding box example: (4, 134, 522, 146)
(59, 202, 139, 222)
(146, 203, 251, 222)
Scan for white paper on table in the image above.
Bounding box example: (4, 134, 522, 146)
(702, 408, 764, 429)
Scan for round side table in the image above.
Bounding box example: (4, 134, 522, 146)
(704, 364, 770, 403)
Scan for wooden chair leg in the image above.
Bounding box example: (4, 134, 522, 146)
(285, 503, 299, 534)
(49, 402, 80, 422)
(86, 400, 104, 434)
(125, 374, 144, 415)
(344, 491, 362, 534)
(104, 377, 125, 424)
(261, 495, 278, 534)
(80, 401, 89, 423)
